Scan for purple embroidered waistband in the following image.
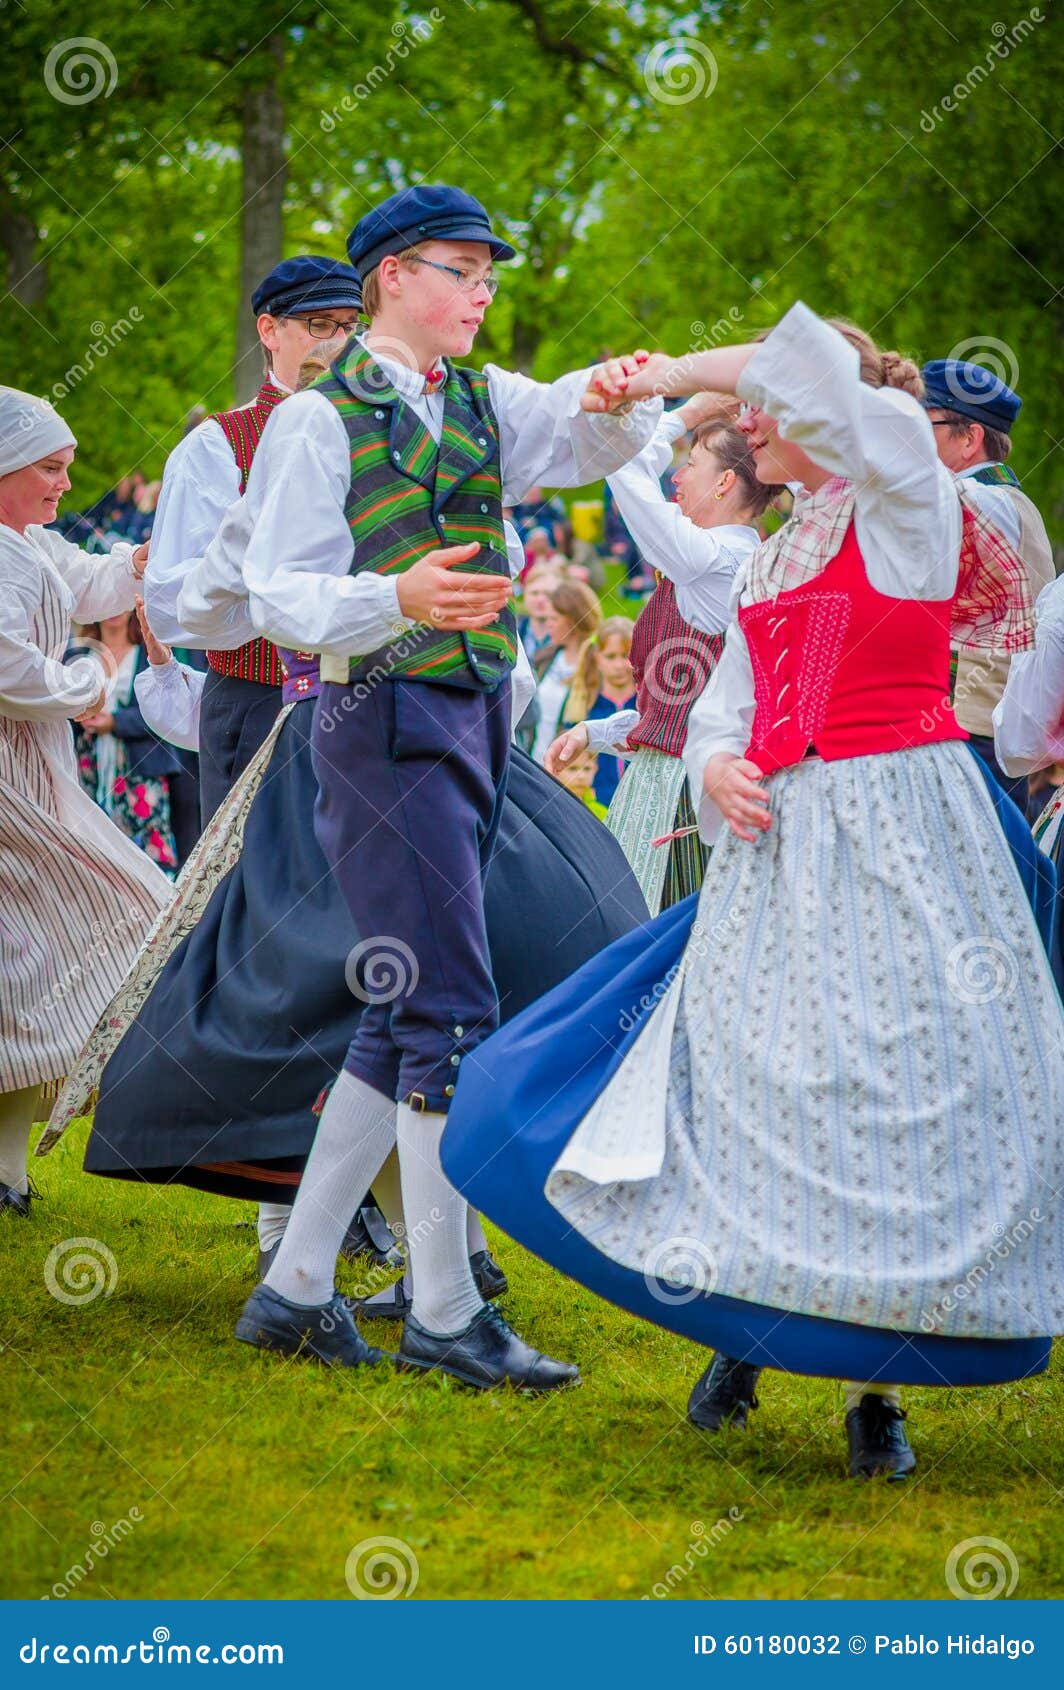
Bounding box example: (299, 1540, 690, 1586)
(278, 648, 322, 705)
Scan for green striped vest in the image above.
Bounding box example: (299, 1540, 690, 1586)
(314, 342, 517, 690)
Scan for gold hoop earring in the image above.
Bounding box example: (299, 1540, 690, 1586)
(713, 488, 726, 501)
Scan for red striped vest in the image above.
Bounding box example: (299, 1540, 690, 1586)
(627, 576, 725, 759)
(205, 379, 287, 686)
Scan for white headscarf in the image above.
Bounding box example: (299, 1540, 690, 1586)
(0, 387, 77, 477)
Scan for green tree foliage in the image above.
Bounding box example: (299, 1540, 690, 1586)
(0, 0, 1059, 526)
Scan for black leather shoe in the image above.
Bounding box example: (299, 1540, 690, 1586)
(352, 1277, 412, 1322)
(0, 1180, 36, 1217)
(398, 1304, 580, 1392)
(846, 1394, 916, 1481)
(235, 1284, 387, 1368)
(687, 1353, 762, 1431)
(469, 1249, 508, 1300)
(340, 1202, 403, 1269)
(354, 1253, 508, 1322)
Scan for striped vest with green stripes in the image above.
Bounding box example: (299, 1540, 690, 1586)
(314, 342, 517, 690)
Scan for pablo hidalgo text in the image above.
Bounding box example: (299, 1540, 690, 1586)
(874, 1635, 1034, 1658)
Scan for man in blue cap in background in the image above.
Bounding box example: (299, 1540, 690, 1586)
(234, 182, 667, 1390)
(922, 356, 1054, 805)
(144, 255, 363, 821)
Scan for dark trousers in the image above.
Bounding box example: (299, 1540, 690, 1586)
(311, 676, 511, 1111)
(967, 730, 1029, 813)
(198, 670, 282, 825)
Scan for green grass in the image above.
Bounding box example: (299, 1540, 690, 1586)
(2, 1117, 1062, 1602)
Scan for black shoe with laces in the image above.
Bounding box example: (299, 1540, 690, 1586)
(0, 1179, 38, 1218)
(846, 1394, 916, 1481)
(235, 1284, 388, 1368)
(339, 1202, 403, 1269)
(397, 1303, 580, 1392)
(687, 1352, 762, 1431)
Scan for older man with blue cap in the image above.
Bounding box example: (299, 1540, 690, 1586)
(923, 355, 1054, 804)
(143, 255, 363, 821)
(234, 181, 668, 1391)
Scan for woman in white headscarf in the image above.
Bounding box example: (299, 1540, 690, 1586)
(0, 388, 171, 1215)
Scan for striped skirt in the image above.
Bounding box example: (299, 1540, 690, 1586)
(606, 746, 708, 916)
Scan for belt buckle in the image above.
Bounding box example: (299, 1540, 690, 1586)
(407, 1091, 428, 1113)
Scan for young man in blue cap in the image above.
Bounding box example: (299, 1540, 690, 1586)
(144, 255, 363, 822)
(234, 184, 665, 1389)
(922, 357, 1054, 804)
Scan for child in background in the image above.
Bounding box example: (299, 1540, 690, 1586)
(563, 614, 636, 809)
(554, 742, 608, 820)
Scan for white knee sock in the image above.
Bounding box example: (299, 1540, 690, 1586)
(396, 1103, 483, 1336)
(0, 1085, 42, 1193)
(844, 1381, 902, 1414)
(466, 1208, 488, 1256)
(264, 1073, 396, 1306)
(256, 1202, 290, 1254)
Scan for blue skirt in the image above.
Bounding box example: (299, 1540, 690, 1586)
(441, 748, 1055, 1385)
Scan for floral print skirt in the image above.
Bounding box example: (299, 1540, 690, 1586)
(75, 731, 178, 877)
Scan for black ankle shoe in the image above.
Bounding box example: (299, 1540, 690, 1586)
(469, 1249, 507, 1300)
(0, 1179, 37, 1217)
(397, 1303, 580, 1392)
(235, 1284, 388, 1368)
(846, 1394, 916, 1481)
(339, 1203, 403, 1269)
(688, 1353, 762, 1431)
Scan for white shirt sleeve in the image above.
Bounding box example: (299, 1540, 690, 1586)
(241, 393, 415, 659)
(993, 576, 1064, 777)
(682, 619, 757, 844)
(486, 364, 664, 503)
(176, 496, 259, 651)
(584, 709, 640, 756)
(133, 658, 205, 751)
(605, 417, 756, 636)
(143, 422, 241, 644)
(737, 302, 961, 600)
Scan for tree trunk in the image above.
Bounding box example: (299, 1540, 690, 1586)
(1, 207, 47, 310)
(234, 35, 286, 403)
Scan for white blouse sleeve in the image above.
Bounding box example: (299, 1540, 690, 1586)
(0, 538, 102, 719)
(133, 658, 205, 752)
(486, 364, 663, 504)
(585, 709, 640, 756)
(993, 577, 1064, 777)
(242, 394, 415, 659)
(605, 418, 754, 636)
(737, 302, 960, 600)
(143, 423, 242, 645)
(683, 619, 757, 843)
(31, 526, 140, 624)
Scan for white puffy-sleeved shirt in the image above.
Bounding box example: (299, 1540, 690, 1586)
(134, 658, 205, 752)
(0, 524, 140, 719)
(605, 409, 760, 635)
(993, 575, 1064, 777)
(143, 373, 292, 646)
(243, 342, 663, 660)
(683, 301, 963, 843)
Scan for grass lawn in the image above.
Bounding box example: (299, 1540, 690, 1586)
(2, 1116, 1061, 1603)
